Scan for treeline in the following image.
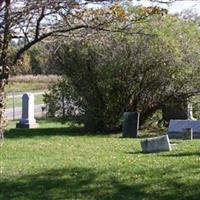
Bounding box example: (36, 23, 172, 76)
(9, 42, 63, 75)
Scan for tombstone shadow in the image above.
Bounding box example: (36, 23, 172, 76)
(160, 152, 200, 157)
(5, 127, 92, 139)
(124, 151, 142, 155)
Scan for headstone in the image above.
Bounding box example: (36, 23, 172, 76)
(167, 103, 200, 138)
(122, 112, 139, 138)
(16, 93, 39, 128)
(187, 103, 196, 120)
(141, 135, 171, 153)
(168, 120, 200, 138)
(182, 128, 193, 140)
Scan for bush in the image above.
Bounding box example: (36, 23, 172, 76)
(43, 78, 83, 119)
(47, 14, 200, 132)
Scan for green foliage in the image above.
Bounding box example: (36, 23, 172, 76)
(43, 78, 83, 119)
(46, 12, 200, 132)
(142, 110, 166, 131)
(10, 43, 54, 75)
(6, 75, 59, 93)
(28, 44, 49, 74)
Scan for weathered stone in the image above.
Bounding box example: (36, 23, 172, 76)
(141, 135, 171, 153)
(122, 112, 139, 138)
(16, 93, 39, 128)
(167, 119, 200, 138)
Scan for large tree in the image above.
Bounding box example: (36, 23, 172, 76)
(47, 13, 200, 131)
(0, 0, 168, 139)
(0, 0, 121, 139)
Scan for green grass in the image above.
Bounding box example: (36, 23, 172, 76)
(6, 94, 44, 108)
(6, 75, 59, 93)
(1, 119, 200, 200)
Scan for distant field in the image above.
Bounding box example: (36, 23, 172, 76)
(6, 75, 60, 93)
(6, 94, 44, 108)
(6, 82, 48, 93)
(4, 75, 59, 108)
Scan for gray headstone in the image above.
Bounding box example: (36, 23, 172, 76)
(122, 112, 139, 138)
(141, 135, 171, 153)
(16, 93, 39, 128)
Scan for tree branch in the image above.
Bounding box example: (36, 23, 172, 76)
(13, 24, 89, 64)
(35, 6, 45, 40)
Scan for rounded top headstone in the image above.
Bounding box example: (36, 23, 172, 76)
(22, 93, 34, 100)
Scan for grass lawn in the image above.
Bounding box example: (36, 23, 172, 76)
(1, 119, 200, 200)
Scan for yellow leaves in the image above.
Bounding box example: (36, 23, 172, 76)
(111, 4, 126, 19)
(139, 6, 168, 17)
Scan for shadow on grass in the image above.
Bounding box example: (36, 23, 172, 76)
(5, 127, 95, 139)
(1, 166, 200, 200)
(124, 151, 142, 155)
(6, 117, 121, 139)
(161, 152, 200, 157)
(0, 167, 148, 200)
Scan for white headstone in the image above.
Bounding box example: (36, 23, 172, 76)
(187, 103, 196, 120)
(16, 93, 39, 128)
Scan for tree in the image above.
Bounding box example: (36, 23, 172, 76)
(0, 0, 183, 138)
(0, 0, 128, 139)
(48, 13, 200, 132)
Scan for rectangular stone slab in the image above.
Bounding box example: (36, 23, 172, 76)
(122, 112, 139, 138)
(141, 135, 171, 153)
(167, 120, 200, 138)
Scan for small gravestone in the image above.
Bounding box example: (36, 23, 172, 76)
(122, 112, 139, 138)
(141, 135, 171, 153)
(16, 93, 39, 128)
(182, 128, 193, 140)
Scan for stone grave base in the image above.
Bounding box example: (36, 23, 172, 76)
(167, 120, 200, 138)
(16, 123, 39, 128)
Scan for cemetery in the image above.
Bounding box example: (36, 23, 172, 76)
(1, 87, 200, 199)
(1, 0, 200, 200)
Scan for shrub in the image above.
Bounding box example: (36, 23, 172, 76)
(43, 78, 83, 119)
(47, 14, 200, 132)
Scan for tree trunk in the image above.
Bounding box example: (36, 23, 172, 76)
(0, 0, 11, 141)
